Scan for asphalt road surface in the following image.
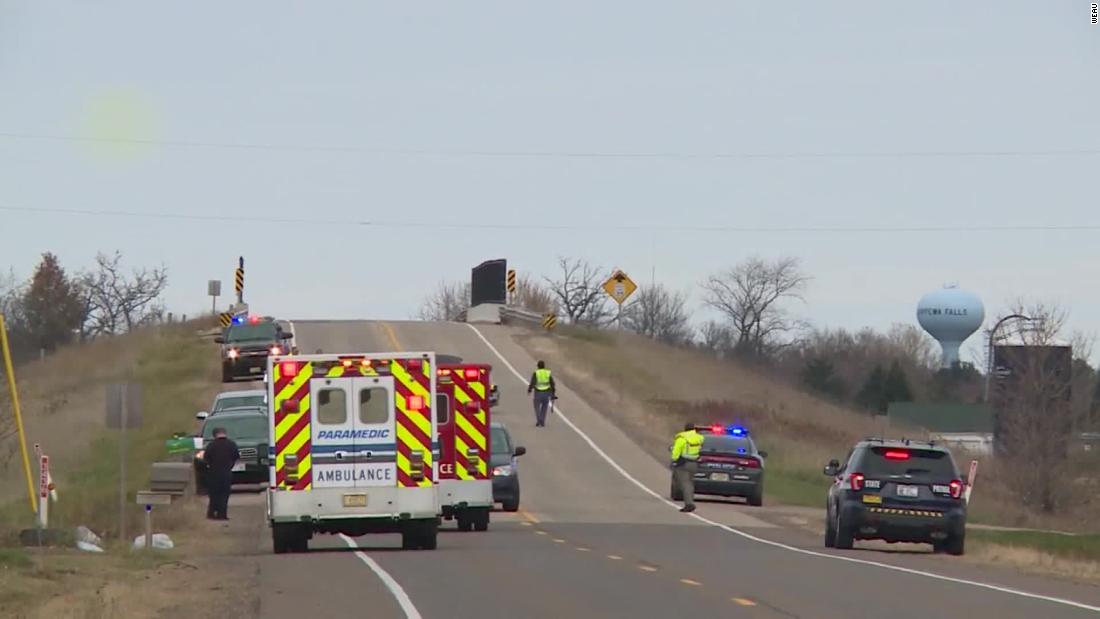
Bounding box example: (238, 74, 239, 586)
(239, 319, 1100, 619)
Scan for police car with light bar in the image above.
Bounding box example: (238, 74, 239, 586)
(672, 424, 767, 507)
(823, 438, 967, 555)
(215, 315, 293, 383)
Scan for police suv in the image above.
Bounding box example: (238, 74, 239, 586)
(265, 352, 441, 553)
(823, 438, 967, 555)
(672, 424, 767, 507)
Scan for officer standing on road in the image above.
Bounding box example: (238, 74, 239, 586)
(671, 423, 704, 513)
(203, 427, 240, 520)
(526, 360, 556, 427)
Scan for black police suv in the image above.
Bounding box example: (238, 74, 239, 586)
(671, 425, 767, 507)
(824, 439, 967, 555)
(215, 316, 293, 382)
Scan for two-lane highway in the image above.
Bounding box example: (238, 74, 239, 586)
(248, 319, 1100, 619)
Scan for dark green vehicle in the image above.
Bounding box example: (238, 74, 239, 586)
(194, 407, 270, 494)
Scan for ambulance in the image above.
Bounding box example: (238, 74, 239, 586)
(264, 352, 441, 553)
(435, 363, 494, 531)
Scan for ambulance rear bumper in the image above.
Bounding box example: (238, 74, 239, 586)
(438, 479, 493, 517)
(268, 486, 440, 524)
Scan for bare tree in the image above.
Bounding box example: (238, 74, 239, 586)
(697, 320, 734, 354)
(622, 284, 692, 344)
(79, 251, 168, 337)
(992, 342, 1074, 513)
(701, 256, 810, 359)
(417, 280, 470, 321)
(885, 323, 940, 370)
(545, 257, 613, 325)
(512, 274, 558, 315)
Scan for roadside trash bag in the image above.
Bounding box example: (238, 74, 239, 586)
(75, 525, 103, 547)
(77, 541, 104, 552)
(132, 533, 174, 550)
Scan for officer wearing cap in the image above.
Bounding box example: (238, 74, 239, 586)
(671, 423, 704, 513)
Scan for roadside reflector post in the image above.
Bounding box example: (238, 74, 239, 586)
(964, 459, 978, 504)
(0, 313, 37, 517)
(135, 491, 172, 551)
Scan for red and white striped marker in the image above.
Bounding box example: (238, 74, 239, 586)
(964, 459, 978, 504)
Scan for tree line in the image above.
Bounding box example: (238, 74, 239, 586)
(420, 255, 1100, 425)
(0, 252, 168, 364)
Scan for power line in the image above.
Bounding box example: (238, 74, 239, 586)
(2, 131, 1100, 160)
(2, 204, 1098, 234)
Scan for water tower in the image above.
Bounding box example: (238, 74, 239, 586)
(916, 285, 985, 368)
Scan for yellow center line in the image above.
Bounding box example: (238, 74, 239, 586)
(680, 578, 702, 587)
(518, 508, 541, 524)
(607, 554, 623, 560)
(732, 598, 757, 607)
(639, 565, 658, 572)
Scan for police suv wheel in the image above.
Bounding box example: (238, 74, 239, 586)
(747, 483, 763, 507)
(824, 505, 837, 548)
(833, 512, 854, 550)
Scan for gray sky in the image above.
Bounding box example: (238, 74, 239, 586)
(1, 1, 1098, 364)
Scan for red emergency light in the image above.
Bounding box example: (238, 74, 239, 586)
(249, 315, 260, 324)
(407, 359, 423, 370)
(710, 424, 724, 434)
(884, 450, 910, 460)
(408, 395, 424, 411)
(464, 368, 479, 380)
(438, 369, 451, 376)
(280, 361, 299, 377)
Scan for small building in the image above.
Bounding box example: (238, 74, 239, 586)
(886, 402, 994, 456)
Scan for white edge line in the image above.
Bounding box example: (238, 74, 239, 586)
(339, 534, 423, 619)
(465, 323, 1100, 614)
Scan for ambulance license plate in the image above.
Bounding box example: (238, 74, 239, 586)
(710, 473, 730, 482)
(342, 493, 368, 508)
(231, 461, 245, 472)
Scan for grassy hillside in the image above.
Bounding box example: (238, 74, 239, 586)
(0, 320, 223, 540)
(515, 327, 1094, 533)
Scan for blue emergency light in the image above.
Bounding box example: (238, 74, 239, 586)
(728, 425, 748, 437)
(701, 424, 750, 436)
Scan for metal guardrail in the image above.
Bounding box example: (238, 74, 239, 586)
(500, 306, 544, 327)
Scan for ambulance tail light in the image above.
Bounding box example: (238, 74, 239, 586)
(465, 401, 480, 413)
(407, 358, 423, 370)
(410, 450, 425, 481)
(464, 368, 479, 380)
(285, 454, 300, 484)
(408, 395, 424, 411)
(465, 448, 481, 472)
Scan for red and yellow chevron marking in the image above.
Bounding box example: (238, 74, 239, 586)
(391, 359, 434, 487)
(450, 369, 489, 480)
(273, 361, 314, 490)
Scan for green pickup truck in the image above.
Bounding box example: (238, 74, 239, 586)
(193, 407, 270, 494)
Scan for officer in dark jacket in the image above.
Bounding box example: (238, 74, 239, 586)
(203, 427, 240, 520)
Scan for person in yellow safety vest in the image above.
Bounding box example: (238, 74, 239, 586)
(671, 423, 704, 513)
(526, 360, 556, 428)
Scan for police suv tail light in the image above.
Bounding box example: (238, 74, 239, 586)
(850, 473, 865, 491)
(949, 479, 963, 499)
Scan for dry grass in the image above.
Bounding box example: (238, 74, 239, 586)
(0, 319, 260, 618)
(517, 327, 1098, 529)
(0, 320, 222, 538)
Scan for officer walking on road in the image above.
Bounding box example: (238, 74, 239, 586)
(203, 427, 240, 520)
(671, 423, 704, 513)
(527, 360, 556, 427)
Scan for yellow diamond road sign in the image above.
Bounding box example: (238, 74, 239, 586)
(602, 270, 637, 305)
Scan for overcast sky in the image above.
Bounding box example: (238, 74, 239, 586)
(1, 1, 1097, 364)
